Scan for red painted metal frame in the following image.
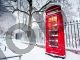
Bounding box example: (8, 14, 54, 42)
(45, 5, 65, 56)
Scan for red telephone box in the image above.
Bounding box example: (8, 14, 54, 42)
(45, 5, 65, 58)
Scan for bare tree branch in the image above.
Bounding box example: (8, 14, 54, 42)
(38, 0, 51, 11)
(32, 0, 51, 14)
(12, 8, 29, 15)
(32, 10, 44, 14)
(7, 0, 15, 9)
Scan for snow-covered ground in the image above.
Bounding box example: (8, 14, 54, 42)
(0, 38, 80, 60)
(21, 47, 80, 60)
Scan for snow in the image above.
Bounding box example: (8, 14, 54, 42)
(21, 47, 80, 60)
(0, 38, 80, 60)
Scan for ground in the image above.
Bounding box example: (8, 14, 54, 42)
(0, 38, 80, 60)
